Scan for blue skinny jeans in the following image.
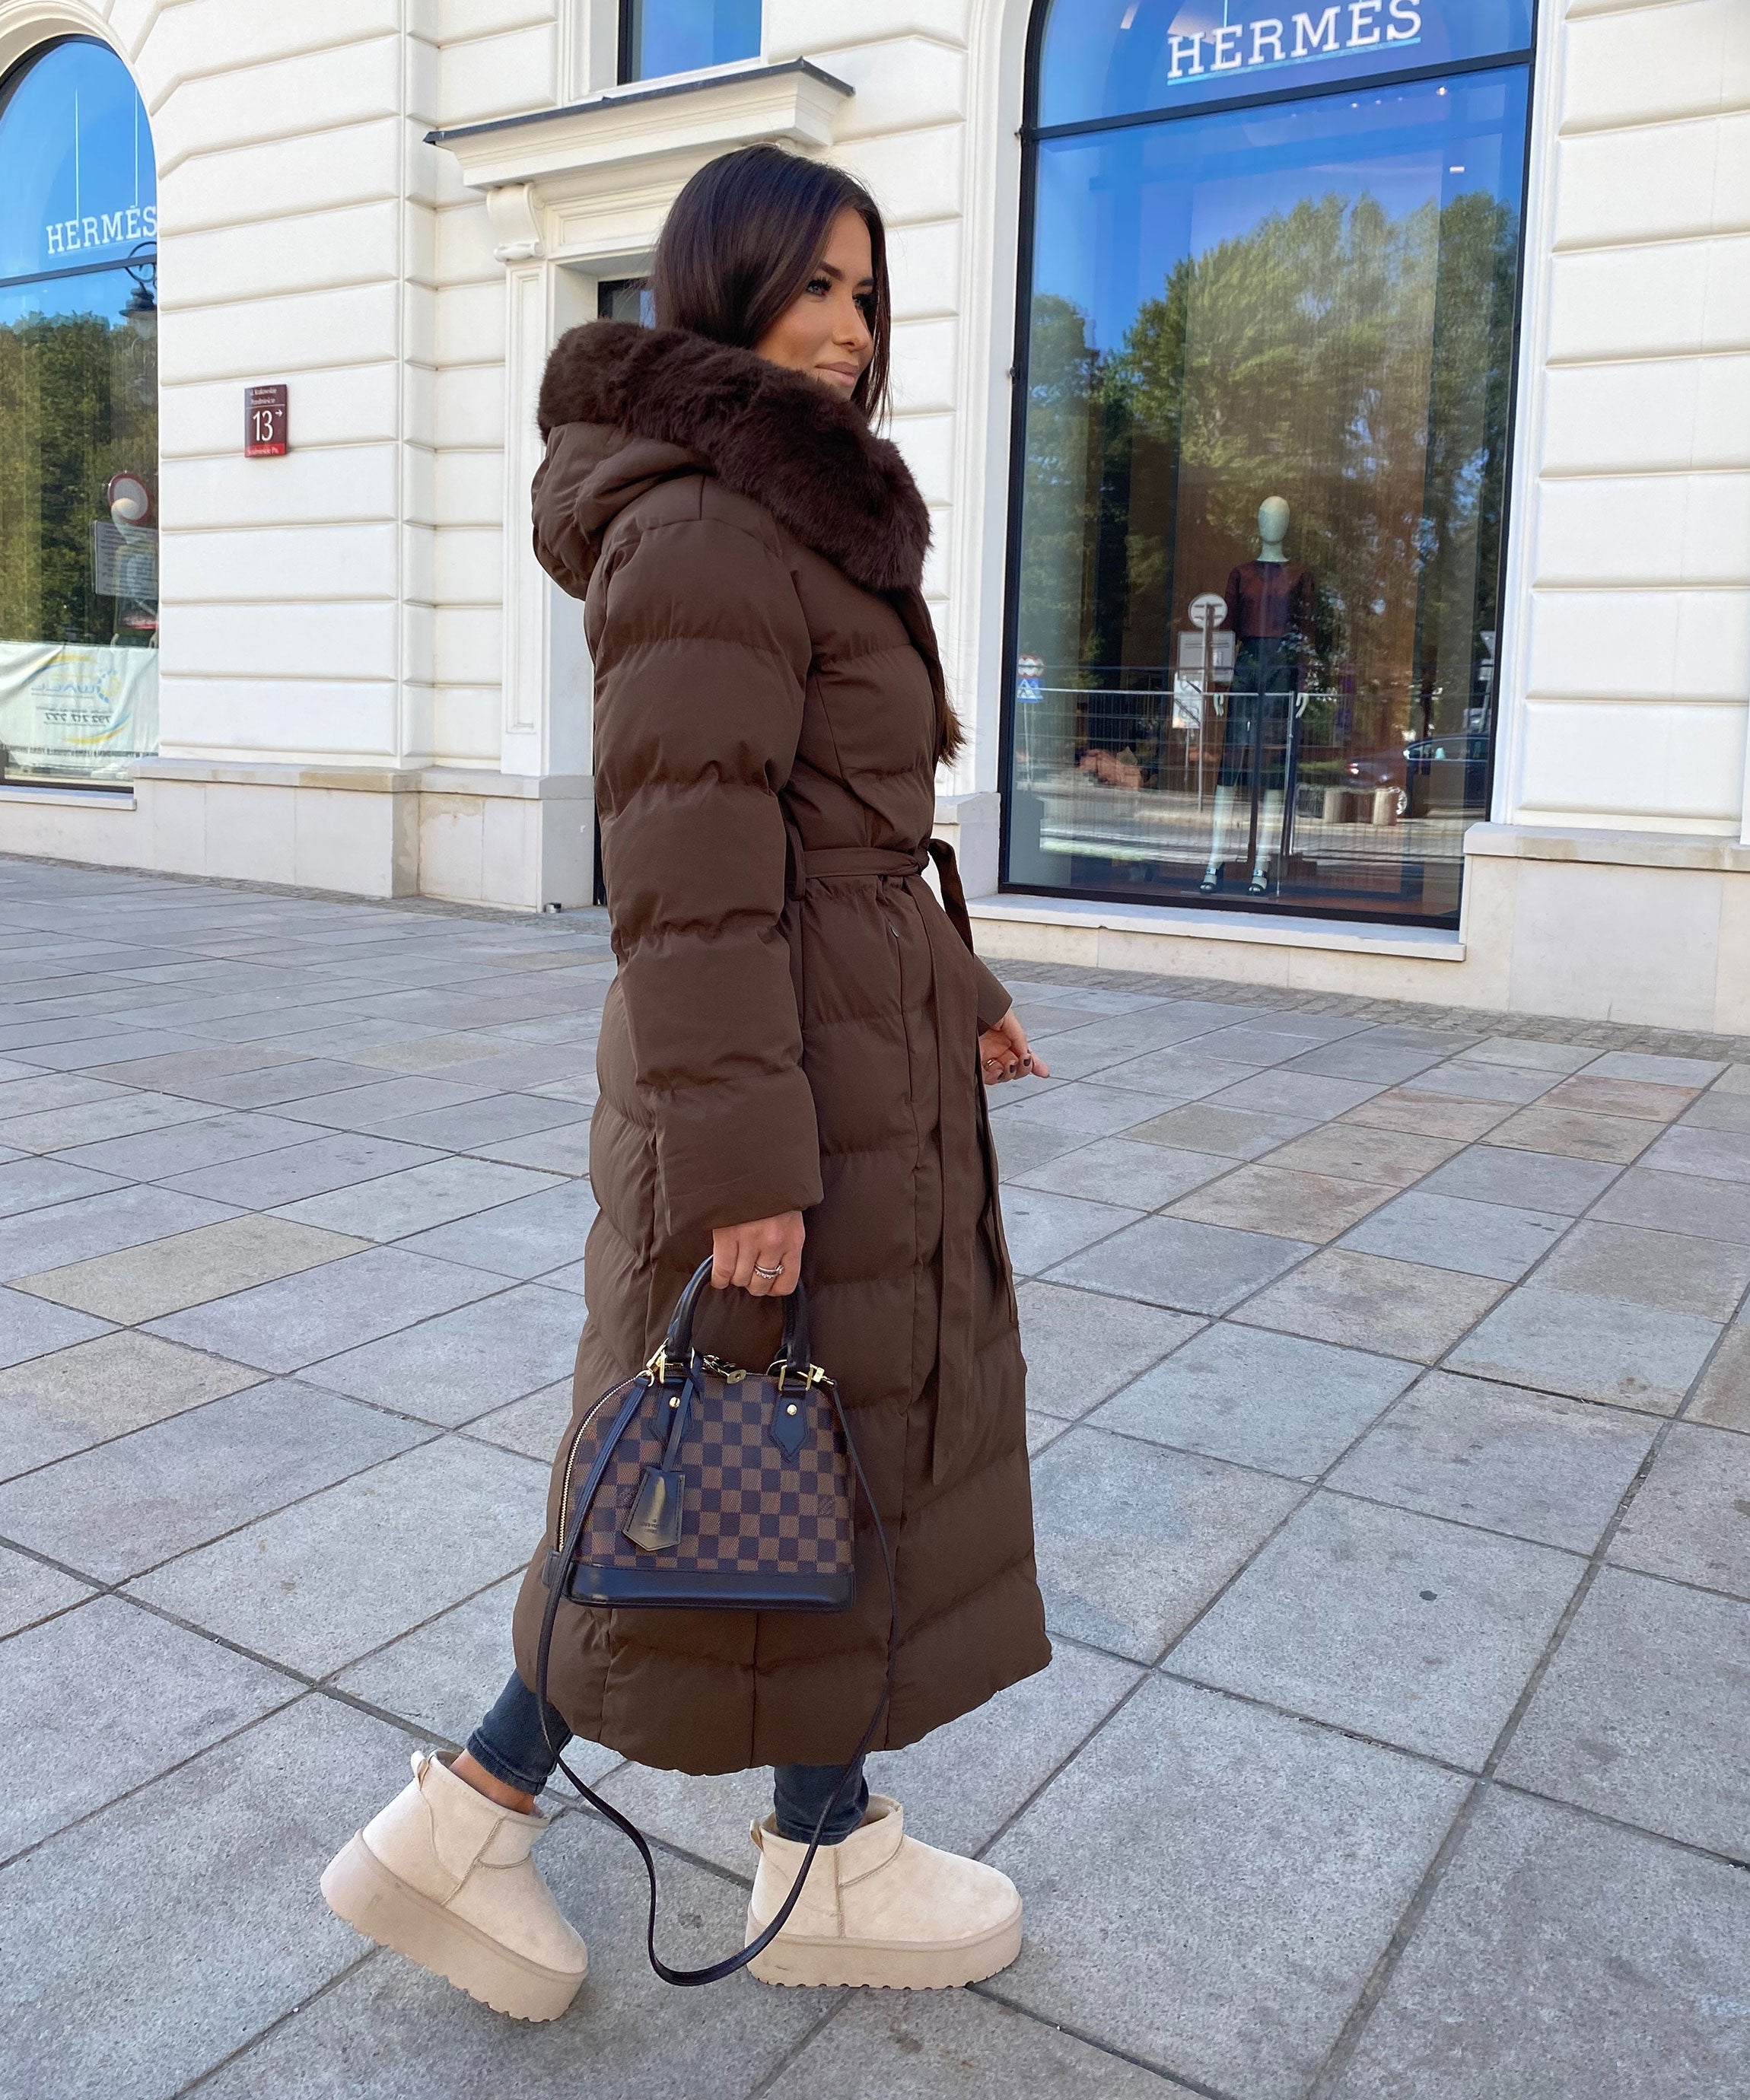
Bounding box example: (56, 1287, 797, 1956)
(466, 1670, 870, 1846)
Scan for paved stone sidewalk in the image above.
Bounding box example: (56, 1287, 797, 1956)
(2, 853, 1748, 2100)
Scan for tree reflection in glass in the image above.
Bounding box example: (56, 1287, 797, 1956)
(1009, 70, 1528, 924)
(0, 37, 158, 787)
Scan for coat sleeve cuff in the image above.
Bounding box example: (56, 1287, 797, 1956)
(972, 956, 1013, 1033)
(654, 1072, 823, 1239)
(660, 1159, 825, 1240)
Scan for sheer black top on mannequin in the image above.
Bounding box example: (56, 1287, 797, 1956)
(1225, 561, 1315, 644)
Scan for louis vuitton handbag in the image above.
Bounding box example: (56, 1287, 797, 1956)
(534, 1257, 896, 1987)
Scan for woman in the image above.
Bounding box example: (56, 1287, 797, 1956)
(322, 144, 1051, 2019)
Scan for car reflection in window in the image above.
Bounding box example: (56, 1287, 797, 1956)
(1347, 734, 1492, 819)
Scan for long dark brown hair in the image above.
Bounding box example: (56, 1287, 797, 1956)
(651, 145, 892, 425)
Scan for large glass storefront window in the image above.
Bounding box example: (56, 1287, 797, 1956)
(0, 37, 158, 790)
(1005, 2, 1535, 924)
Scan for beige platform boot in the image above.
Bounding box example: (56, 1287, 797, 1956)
(744, 1794, 1022, 1989)
(321, 1750, 587, 2021)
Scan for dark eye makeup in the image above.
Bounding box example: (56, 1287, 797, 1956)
(805, 274, 877, 321)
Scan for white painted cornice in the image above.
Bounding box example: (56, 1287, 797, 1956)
(427, 57, 854, 206)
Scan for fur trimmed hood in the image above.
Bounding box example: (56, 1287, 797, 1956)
(536, 321, 931, 594)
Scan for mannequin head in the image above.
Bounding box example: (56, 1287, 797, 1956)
(1258, 495, 1290, 562)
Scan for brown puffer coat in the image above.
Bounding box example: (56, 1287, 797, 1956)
(510, 321, 1049, 1773)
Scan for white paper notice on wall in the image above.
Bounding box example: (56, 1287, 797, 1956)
(0, 641, 159, 782)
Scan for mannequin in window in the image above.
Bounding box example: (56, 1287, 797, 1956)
(1199, 495, 1316, 896)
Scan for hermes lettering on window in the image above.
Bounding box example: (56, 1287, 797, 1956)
(1039, 0, 1532, 130)
(43, 202, 155, 257)
(1165, 3, 1421, 84)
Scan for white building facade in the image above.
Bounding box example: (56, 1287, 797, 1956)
(0, 0, 1745, 1032)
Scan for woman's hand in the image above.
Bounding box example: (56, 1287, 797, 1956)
(979, 1010, 1050, 1087)
(711, 1211, 805, 1297)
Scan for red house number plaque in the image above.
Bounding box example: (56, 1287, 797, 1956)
(245, 383, 288, 457)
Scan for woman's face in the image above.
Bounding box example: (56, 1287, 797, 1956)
(753, 206, 875, 399)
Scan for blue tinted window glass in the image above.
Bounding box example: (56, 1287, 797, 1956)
(626, 0, 762, 82)
(1008, 68, 1528, 923)
(1038, 0, 1535, 126)
(0, 39, 158, 785)
(0, 38, 155, 280)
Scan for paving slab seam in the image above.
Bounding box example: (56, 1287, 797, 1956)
(1360, 1360, 1684, 1431)
(167, 1949, 384, 2100)
(1004, 962, 1750, 1061)
(1142, 1659, 1750, 1879)
(969, 1665, 1157, 1867)
(1303, 1274, 1742, 2097)
(1059, 1411, 1610, 1550)
(1215, 1093, 1712, 1417)
(1038, 1271, 1422, 1376)
(0, 1561, 411, 1717)
(530, 1793, 786, 1904)
(1083, 1222, 1508, 1671)
(181, 1597, 626, 1818)
(0, 1527, 114, 1601)
(1025, 1414, 1076, 1460)
(1301, 1774, 1483, 2100)
(1074, 1069, 1589, 1330)
(1098, 1326, 1459, 1672)
(126, 1254, 577, 1382)
(4, 1582, 625, 1871)
(0, 1419, 451, 1585)
(1481, 1774, 1750, 1878)
(0, 1370, 274, 1488)
(972, 1981, 1249, 2100)
(742, 2000, 857, 2100)
(0, 1581, 91, 1643)
(2, 975, 399, 1029)
(0, 1684, 310, 1876)
(1019, 1196, 1202, 1289)
(304, 1366, 571, 1440)
(1150, 1664, 1483, 1782)
(304, 1676, 625, 1818)
(1410, 1087, 1746, 1367)
(1115, 1463, 1327, 1672)
(259, 1175, 581, 1244)
(307, 1566, 540, 1694)
(1311, 1478, 1598, 1559)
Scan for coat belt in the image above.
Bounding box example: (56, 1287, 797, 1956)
(785, 833, 994, 1486)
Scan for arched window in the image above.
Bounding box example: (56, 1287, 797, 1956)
(1004, 1, 1535, 926)
(0, 37, 157, 791)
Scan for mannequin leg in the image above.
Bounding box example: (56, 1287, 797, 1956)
(1202, 783, 1239, 888)
(1249, 666, 1293, 892)
(1251, 788, 1285, 890)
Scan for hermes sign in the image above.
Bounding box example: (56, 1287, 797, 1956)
(1045, 0, 1541, 123)
(1165, 3, 1424, 84)
(43, 202, 157, 259)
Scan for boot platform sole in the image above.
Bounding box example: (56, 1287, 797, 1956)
(743, 1905, 1022, 1990)
(322, 1833, 585, 2022)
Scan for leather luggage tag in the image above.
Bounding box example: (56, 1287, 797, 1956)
(623, 1465, 686, 1554)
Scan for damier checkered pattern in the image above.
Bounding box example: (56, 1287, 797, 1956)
(567, 1369, 855, 1578)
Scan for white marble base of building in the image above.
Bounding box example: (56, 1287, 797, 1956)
(951, 820, 1750, 1037)
(0, 762, 595, 913)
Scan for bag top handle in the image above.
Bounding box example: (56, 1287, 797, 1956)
(660, 1257, 811, 1382)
